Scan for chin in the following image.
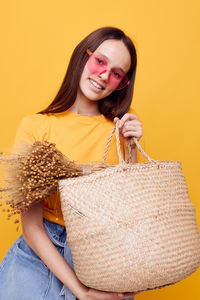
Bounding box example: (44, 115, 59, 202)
(81, 88, 105, 101)
(79, 78, 113, 101)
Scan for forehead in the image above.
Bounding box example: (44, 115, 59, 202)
(94, 39, 131, 73)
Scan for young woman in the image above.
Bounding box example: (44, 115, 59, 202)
(0, 27, 144, 300)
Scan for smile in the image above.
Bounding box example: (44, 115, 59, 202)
(89, 78, 105, 90)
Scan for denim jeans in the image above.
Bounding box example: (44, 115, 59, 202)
(0, 218, 134, 300)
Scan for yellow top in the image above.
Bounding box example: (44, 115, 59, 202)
(11, 107, 145, 226)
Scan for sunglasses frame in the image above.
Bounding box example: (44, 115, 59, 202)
(86, 49, 130, 91)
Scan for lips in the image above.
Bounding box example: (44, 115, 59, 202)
(88, 78, 105, 90)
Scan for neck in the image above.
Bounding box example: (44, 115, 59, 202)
(68, 89, 101, 116)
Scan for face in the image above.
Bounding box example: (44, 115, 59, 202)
(78, 39, 131, 101)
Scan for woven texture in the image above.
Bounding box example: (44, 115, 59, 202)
(59, 123, 200, 293)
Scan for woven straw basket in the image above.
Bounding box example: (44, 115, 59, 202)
(59, 123, 200, 293)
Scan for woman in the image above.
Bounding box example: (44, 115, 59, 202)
(0, 26, 144, 299)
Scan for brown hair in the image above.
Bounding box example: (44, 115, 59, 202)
(37, 27, 137, 121)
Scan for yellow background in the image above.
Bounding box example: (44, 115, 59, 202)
(0, 0, 200, 299)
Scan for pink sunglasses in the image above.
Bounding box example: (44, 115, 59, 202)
(86, 49, 130, 90)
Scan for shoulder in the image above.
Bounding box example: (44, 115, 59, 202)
(17, 113, 51, 136)
(18, 113, 49, 128)
(15, 113, 52, 143)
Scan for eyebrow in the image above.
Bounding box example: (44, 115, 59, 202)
(96, 51, 126, 73)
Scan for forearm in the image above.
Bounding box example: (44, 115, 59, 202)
(124, 140, 137, 163)
(21, 202, 88, 299)
(23, 224, 87, 298)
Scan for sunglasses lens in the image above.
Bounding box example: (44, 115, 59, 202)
(87, 54, 107, 74)
(115, 75, 130, 90)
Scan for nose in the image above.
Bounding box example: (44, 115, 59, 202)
(98, 70, 110, 82)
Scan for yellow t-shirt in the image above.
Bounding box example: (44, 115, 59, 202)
(11, 108, 146, 226)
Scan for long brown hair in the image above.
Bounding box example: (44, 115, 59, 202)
(37, 27, 137, 121)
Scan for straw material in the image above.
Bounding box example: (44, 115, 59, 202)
(0, 141, 109, 229)
(59, 123, 200, 293)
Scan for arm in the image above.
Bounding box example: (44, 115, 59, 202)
(124, 139, 137, 163)
(12, 116, 88, 296)
(21, 201, 88, 299)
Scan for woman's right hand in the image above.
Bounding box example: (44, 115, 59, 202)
(79, 286, 140, 300)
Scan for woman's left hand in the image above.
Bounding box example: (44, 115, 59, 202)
(114, 113, 143, 145)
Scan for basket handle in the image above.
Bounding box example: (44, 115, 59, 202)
(102, 121, 158, 165)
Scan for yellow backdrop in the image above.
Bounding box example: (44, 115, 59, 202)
(0, 1, 200, 299)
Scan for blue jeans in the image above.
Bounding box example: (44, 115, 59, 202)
(0, 218, 134, 300)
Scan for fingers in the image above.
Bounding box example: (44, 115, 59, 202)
(118, 113, 138, 128)
(123, 291, 140, 296)
(114, 115, 142, 140)
(114, 117, 120, 124)
(114, 114, 141, 129)
(103, 291, 138, 300)
(86, 287, 140, 300)
(117, 291, 140, 299)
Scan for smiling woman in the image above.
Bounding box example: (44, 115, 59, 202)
(77, 39, 131, 106)
(0, 27, 142, 300)
(38, 27, 137, 119)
